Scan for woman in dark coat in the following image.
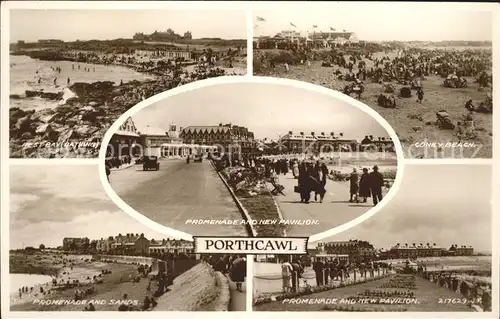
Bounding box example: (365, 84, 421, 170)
(281, 159, 289, 175)
(358, 168, 371, 203)
(314, 163, 328, 203)
(229, 255, 246, 292)
(304, 163, 317, 204)
(298, 162, 307, 203)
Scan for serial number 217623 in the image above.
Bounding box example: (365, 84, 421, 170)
(438, 298, 468, 304)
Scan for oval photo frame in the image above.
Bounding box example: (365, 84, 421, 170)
(98, 76, 406, 242)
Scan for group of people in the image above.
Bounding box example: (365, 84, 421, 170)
(327, 46, 491, 87)
(347, 165, 385, 206)
(105, 155, 133, 181)
(17, 285, 38, 298)
(294, 160, 330, 204)
(280, 258, 306, 293)
(281, 257, 392, 293)
(34, 64, 99, 87)
(215, 154, 389, 206)
(208, 254, 247, 292)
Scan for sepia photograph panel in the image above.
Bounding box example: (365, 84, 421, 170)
(8, 9, 247, 159)
(9, 165, 247, 312)
(253, 164, 492, 312)
(253, 3, 493, 159)
(103, 81, 399, 238)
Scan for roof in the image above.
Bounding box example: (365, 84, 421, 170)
(280, 133, 356, 143)
(324, 240, 359, 245)
(320, 32, 354, 39)
(181, 126, 230, 134)
(113, 130, 140, 138)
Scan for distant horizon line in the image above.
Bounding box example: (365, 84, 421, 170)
(11, 36, 246, 44)
(254, 35, 492, 44)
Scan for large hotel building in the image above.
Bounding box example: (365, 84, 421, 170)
(179, 123, 256, 154)
(308, 240, 474, 263)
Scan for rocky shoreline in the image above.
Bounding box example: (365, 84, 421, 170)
(10, 68, 228, 158)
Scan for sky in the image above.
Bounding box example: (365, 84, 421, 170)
(10, 165, 174, 249)
(254, 3, 493, 41)
(10, 164, 492, 253)
(10, 9, 246, 42)
(314, 165, 492, 253)
(131, 82, 391, 142)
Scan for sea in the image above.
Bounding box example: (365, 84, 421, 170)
(10, 273, 53, 294)
(9, 55, 154, 111)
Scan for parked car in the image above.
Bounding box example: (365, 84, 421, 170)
(135, 156, 145, 165)
(143, 156, 160, 171)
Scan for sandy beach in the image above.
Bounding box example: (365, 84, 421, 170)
(10, 252, 150, 311)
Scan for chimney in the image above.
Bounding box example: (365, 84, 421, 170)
(311, 132, 315, 136)
(300, 132, 304, 135)
(340, 133, 344, 137)
(219, 123, 223, 127)
(330, 132, 335, 136)
(289, 131, 293, 135)
(321, 132, 325, 136)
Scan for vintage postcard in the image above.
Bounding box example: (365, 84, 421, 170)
(1, 1, 497, 319)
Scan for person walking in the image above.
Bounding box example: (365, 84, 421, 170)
(291, 259, 303, 292)
(314, 162, 328, 203)
(417, 87, 424, 103)
(369, 165, 384, 206)
(298, 162, 307, 203)
(292, 160, 299, 179)
(304, 163, 316, 204)
(281, 260, 293, 293)
(348, 168, 359, 203)
(358, 168, 371, 203)
(105, 163, 111, 182)
(229, 255, 246, 292)
(313, 258, 325, 287)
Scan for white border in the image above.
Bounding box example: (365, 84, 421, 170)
(1, 1, 498, 319)
(97, 76, 406, 243)
(490, 4, 499, 318)
(1, 5, 12, 319)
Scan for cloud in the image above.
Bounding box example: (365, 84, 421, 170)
(319, 165, 492, 252)
(10, 165, 109, 202)
(10, 193, 40, 217)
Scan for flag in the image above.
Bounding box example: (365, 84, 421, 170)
(256, 16, 265, 22)
(290, 22, 296, 27)
(330, 27, 335, 31)
(312, 25, 318, 28)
